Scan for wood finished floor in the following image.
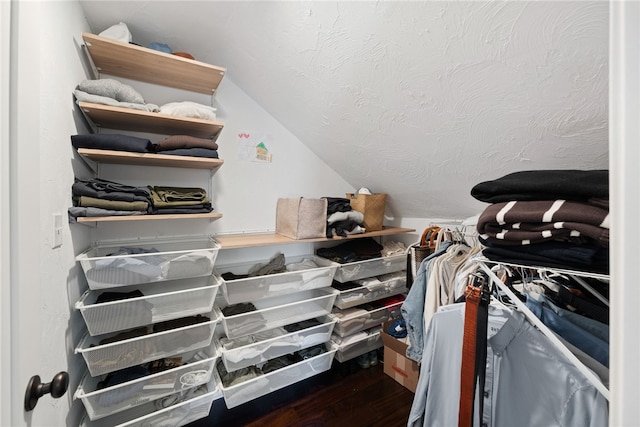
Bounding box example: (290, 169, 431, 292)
(186, 353, 415, 427)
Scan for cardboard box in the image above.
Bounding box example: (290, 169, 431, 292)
(275, 197, 327, 239)
(380, 320, 420, 393)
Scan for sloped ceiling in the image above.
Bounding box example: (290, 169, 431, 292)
(79, 1, 609, 220)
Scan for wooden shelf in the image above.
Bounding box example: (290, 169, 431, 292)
(214, 227, 416, 249)
(77, 148, 224, 170)
(77, 212, 223, 224)
(78, 101, 224, 139)
(82, 32, 226, 95)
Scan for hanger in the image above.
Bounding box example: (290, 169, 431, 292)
(476, 261, 610, 400)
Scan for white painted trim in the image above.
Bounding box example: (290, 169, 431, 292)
(609, 1, 640, 425)
(0, 1, 12, 425)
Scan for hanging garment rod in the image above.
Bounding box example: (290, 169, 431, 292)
(476, 261, 610, 400)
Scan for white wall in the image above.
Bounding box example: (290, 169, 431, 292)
(5, 1, 354, 426)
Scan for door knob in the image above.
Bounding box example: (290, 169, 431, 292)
(24, 371, 69, 411)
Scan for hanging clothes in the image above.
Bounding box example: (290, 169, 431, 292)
(407, 303, 608, 427)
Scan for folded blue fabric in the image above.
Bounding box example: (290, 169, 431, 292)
(387, 318, 407, 338)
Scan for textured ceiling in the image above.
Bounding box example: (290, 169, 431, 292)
(79, 1, 609, 220)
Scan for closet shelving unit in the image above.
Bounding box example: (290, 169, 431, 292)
(73, 32, 229, 426)
(74, 32, 226, 224)
(475, 258, 610, 400)
(210, 227, 414, 407)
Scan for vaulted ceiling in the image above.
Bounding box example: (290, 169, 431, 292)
(79, 1, 609, 220)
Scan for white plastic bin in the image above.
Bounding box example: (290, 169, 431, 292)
(217, 288, 337, 339)
(76, 237, 220, 290)
(216, 255, 339, 304)
(333, 271, 406, 310)
(218, 315, 336, 372)
(332, 298, 404, 337)
(219, 342, 338, 409)
(80, 379, 219, 427)
(75, 347, 218, 420)
(76, 314, 218, 377)
(333, 327, 382, 363)
(76, 276, 220, 336)
(332, 254, 406, 283)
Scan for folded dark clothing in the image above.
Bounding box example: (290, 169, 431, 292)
(96, 290, 144, 303)
(222, 303, 257, 317)
(153, 314, 210, 333)
(149, 204, 213, 215)
(149, 186, 209, 204)
(480, 238, 607, 266)
(482, 246, 609, 274)
(471, 169, 609, 203)
(331, 281, 362, 291)
(151, 135, 219, 151)
(73, 178, 151, 202)
(99, 326, 149, 345)
(154, 148, 219, 158)
(316, 237, 383, 263)
(72, 133, 152, 153)
(74, 196, 150, 212)
(323, 197, 352, 215)
(283, 318, 323, 333)
(477, 200, 609, 247)
(261, 354, 297, 374)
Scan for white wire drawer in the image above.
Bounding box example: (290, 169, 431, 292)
(76, 237, 220, 290)
(75, 346, 218, 421)
(218, 342, 338, 409)
(217, 288, 338, 340)
(332, 254, 406, 283)
(218, 315, 336, 372)
(332, 296, 404, 337)
(80, 379, 219, 427)
(76, 313, 219, 377)
(333, 327, 382, 363)
(332, 270, 406, 310)
(75, 276, 220, 336)
(215, 254, 339, 304)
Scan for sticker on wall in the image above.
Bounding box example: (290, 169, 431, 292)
(237, 132, 273, 163)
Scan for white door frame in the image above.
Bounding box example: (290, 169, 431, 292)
(1, 1, 13, 425)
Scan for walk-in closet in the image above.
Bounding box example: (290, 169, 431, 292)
(2, 1, 637, 426)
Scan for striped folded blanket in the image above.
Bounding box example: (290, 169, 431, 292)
(477, 200, 609, 247)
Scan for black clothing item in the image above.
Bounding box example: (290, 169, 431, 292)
(154, 148, 219, 158)
(481, 245, 609, 275)
(95, 290, 144, 303)
(222, 303, 257, 317)
(222, 272, 249, 281)
(331, 281, 361, 292)
(327, 219, 362, 238)
(316, 237, 383, 263)
(296, 344, 327, 360)
(72, 178, 151, 202)
(283, 318, 323, 333)
(470, 169, 609, 203)
(71, 133, 152, 153)
(323, 197, 352, 215)
(149, 204, 213, 215)
(153, 315, 210, 333)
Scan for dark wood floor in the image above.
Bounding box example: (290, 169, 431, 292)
(186, 350, 416, 427)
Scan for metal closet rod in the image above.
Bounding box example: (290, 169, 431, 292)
(476, 260, 610, 401)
